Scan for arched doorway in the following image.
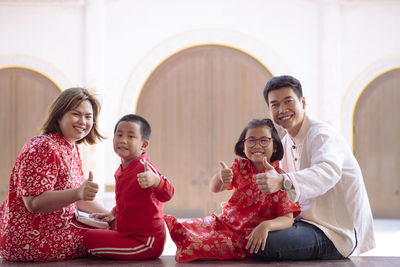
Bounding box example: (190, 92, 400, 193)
(353, 68, 400, 219)
(136, 45, 273, 217)
(0, 67, 60, 202)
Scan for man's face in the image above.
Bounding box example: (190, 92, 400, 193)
(268, 87, 306, 137)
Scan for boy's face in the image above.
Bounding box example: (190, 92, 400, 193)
(113, 121, 148, 163)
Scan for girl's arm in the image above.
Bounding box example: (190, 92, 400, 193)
(246, 213, 294, 254)
(209, 161, 233, 193)
(209, 172, 231, 193)
(23, 173, 99, 213)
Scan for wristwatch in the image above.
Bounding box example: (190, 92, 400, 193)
(282, 174, 292, 191)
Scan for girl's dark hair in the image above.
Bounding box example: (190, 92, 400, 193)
(114, 114, 151, 141)
(41, 87, 104, 144)
(234, 118, 283, 162)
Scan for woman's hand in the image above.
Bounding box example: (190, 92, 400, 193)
(245, 221, 270, 254)
(77, 171, 99, 200)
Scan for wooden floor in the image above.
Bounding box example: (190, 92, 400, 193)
(1, 256, 400, 266)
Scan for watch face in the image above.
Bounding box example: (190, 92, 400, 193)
(284, 177, 292, 190)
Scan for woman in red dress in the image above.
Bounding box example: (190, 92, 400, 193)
(0, 87, 107, 262)
(164, 118, 301, 263)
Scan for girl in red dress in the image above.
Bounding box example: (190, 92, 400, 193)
(164, 118, 301, 263)
(0, 88, 108, 262)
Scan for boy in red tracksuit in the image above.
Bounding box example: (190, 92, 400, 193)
(84, 114, 174, 259)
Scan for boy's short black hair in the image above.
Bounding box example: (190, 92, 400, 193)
(263, 75, 303, 105)
(234, 118, 283, 162)
(114, 114, 151, 140)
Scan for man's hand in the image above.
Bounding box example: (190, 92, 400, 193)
(219, 161, 233, 184)
(137, 162, 160, 189)
(77, 171, 99, 201)
(255, 158, 283, 194)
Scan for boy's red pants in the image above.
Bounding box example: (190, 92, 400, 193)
(83, 228, 166, 260)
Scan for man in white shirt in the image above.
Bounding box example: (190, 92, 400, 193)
(255, 75, 375, 260)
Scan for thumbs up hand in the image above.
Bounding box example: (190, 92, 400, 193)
(137, 162, 160, 189)
(255, 158, 283, 194)
(219, 161, 233, 185)
(77, 171, 99, 201)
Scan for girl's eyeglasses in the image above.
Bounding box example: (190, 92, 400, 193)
(243, 137, 273, 148)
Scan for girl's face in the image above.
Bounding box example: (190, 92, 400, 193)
(58, 100, 93, 144)
(113, 121, 148, 164)
(243, 126, 275, 164)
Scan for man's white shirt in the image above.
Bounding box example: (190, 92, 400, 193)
(280, 115, 375, 256)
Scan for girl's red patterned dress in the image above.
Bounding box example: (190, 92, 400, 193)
(164, 158, 301, 263)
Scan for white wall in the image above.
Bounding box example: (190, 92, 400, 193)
(0, 1, 84, 84)
(1, 0, 400, 192)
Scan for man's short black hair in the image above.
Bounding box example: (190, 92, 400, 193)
(263, 75, 303, 105)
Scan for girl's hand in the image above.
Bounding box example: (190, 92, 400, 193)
(77, 171, 99, 201)
(137, 163, 161, 189)
(90, 211, 115, 222)
(219, 161, 233, 184)
(245, 221, 270, 254)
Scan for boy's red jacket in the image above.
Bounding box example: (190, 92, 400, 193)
(113, 152, 174, 235)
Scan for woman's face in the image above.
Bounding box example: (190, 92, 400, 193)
(243, 126, 275, 164)
(58, 100, 93, 144)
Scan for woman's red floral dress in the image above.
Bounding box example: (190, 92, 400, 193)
(164, 158, 301, 263)
(0, 133, 91, 261)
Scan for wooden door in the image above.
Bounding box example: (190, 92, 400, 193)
(353, 68, 400, 219)
(136, 45, 273, 217)
(0, 68, 60, 202)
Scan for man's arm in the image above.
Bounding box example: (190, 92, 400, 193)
(286, 129, 346, 202)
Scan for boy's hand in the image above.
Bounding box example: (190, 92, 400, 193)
(137, 162, 161, 189)
(77, 171, 99, 200)
(219, 161, 233, 184)
(90, 211, 115, 222)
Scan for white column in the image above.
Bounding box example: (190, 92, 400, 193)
(316, 0, 342, 129)
(84, 0, 105, 90)
(82, 0, 108, 201)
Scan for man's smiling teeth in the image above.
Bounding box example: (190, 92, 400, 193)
(279, 115, 292, 121)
